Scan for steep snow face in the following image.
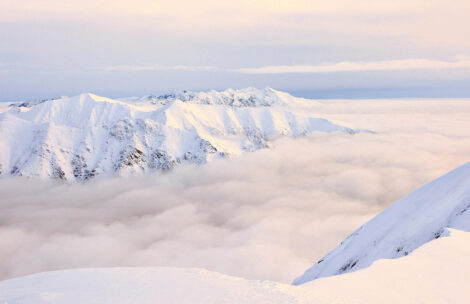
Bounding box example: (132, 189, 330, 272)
(294, 161, 470, 284)
(0, 88, 354, 181)
(1, 229, 470, 304)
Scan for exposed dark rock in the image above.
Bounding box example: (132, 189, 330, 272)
(458, 202, 470, 215)
(52, 166, 66, 180)
(339, 259, 358, 273)
(71, 154, 98, 181)
(10, 166, 20, 175)
(149, 149, 179, 171)
(72, 155, 88, 178)
(200, 139, 217, 153)
(116, 148, 146, 171)
(183, 151, 194, 160)
(83, 169, 97, 180)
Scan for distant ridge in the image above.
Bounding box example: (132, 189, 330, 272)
(0, 88, 356, 181)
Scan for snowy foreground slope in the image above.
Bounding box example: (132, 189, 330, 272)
(294, 161, 470, 284)
(0, 88, 354, 180)
(1, 228, 470, 304)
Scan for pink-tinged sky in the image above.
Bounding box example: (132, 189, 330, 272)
(1, 0, 470, 100)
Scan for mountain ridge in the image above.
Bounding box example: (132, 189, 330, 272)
(0, 88, 356, 181)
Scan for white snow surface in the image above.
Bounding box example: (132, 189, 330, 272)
(0, 87, 354, 180)
(1, 228, 470, 304)
(294, 160, 470, 284)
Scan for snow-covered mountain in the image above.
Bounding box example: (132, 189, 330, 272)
(1, 228, 470, 303)
(293, 161, 470, 284)
(0, 88, 355, 181)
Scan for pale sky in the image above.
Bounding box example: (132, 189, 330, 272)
(1, 0, 470, 100)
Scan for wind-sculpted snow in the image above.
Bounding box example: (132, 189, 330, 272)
(0, 88, 354, 180)
(294, 161, 470, 284)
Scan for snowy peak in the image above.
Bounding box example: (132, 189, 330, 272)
(293, 161, 470, 285)
(0, 88, 356, 181)
(119, 87, 291, 107)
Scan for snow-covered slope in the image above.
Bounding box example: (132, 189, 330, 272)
(294, 161, 470, 284)
(0, 88, 354, 181)
(1, 228, 470, 304)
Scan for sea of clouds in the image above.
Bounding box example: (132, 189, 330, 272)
(1, 99, 469, 283)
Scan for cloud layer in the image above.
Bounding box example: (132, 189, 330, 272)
(235, 58, 470, 74)
(0, 99, 469, 283)
(104, 57, 470, 74)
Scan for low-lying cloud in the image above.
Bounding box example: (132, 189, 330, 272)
(103, 57, 470, 75)
(235, 57, 470, 74)
(1, 99, 469, 283)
